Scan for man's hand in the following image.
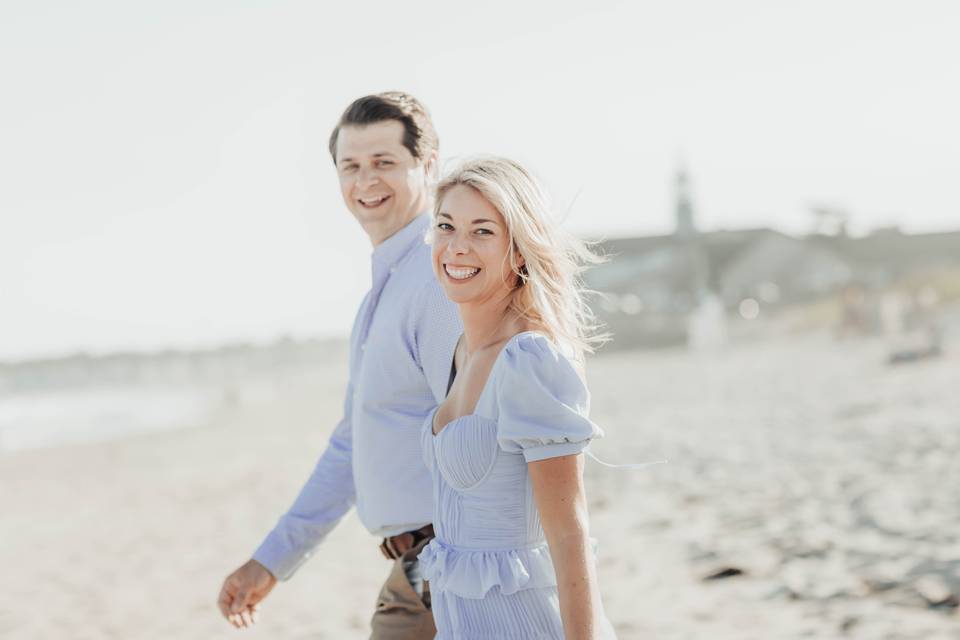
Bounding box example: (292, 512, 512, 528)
(217, 559, 278, 629)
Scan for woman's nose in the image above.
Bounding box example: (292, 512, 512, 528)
(447, 233, 469, 255)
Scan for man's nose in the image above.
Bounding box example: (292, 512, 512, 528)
(356, 167, 378, 188)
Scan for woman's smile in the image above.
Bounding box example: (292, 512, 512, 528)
(443, 264, 481, 281)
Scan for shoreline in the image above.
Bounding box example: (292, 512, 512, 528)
(2, 336, 957, 638)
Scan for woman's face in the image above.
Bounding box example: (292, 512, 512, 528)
(432, 185, 521, 307)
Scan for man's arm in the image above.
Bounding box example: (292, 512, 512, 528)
(252, 379, 357, 579)
(217, 380, 356, 628)
(410, 279, 462, 401)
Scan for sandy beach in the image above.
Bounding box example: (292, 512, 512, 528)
(1, 333, 958, 639)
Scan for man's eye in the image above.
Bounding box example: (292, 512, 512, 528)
(341, 164, 358, 173)
(377, 160, 394, 167)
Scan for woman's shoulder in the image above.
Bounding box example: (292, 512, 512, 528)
(491, 331, 597, 460)
(498, 331, 583, 379)
(492, 330, 587, 403)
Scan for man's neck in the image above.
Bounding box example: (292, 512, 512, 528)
(366, 204, 431, 248)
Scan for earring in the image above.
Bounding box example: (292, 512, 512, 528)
(516, 264, 528, 287)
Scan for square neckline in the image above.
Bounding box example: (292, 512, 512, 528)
(430, 330, 545, 437)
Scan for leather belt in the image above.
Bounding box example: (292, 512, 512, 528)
(379, 524, 435, 560)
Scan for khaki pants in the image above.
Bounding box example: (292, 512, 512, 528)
(370, 537, 435, 640)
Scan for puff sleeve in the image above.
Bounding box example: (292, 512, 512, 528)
(495, 333, 603, 463)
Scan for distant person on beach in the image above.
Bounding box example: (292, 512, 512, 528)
(217, 92, 460, 639)
(419, 157, 617, 639)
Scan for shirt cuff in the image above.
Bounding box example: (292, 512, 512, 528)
(522, 440, 590, 463)
(252, 530, 313, 582)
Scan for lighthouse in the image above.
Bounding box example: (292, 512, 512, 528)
(674, 165, 696, 238)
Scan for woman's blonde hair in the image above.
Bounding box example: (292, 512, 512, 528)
(433, 156, 607, 360)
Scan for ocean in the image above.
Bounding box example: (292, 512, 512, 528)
(0, 385, 215, 452)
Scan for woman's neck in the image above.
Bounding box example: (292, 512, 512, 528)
(458, 294, 525, 355)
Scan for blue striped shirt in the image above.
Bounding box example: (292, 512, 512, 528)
(253, 215, 462, 580)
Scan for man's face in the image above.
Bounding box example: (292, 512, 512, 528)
(335, 120, 435, 245)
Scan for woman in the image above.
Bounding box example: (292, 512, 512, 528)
(419, 156, 616, 639)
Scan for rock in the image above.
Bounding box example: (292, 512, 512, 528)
(781, 556, 867, 600)
(858, 558, 911, 594)
(702, 566, 745, 581)
(861, 576, 902, 594)
(914, 574, 959, 609)
(763, 584, 798, 601)
(839, 616, 859, 634)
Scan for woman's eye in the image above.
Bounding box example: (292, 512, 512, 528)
(377, 160, 394, 167)
(437, 223, 453, 231)
(475, 228, 493, 236)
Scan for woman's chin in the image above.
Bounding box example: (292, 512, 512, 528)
(441, 288, 475, 305)
(442, 278, 490, 303)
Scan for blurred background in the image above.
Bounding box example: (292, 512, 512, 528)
(1, 1, 958, 638)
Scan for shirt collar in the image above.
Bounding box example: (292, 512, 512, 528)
(371, 214, 430, 281)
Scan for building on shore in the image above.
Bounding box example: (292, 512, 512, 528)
(587, 167, 960, 349)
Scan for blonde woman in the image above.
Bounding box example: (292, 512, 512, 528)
(419, 157, 616, 639)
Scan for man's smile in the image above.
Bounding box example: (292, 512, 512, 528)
(358, 195, 391, 208)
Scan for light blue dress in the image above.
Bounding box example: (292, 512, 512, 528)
(419, 332, 617, 639)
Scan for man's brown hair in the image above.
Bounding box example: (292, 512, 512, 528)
(328, 91, 439, 164)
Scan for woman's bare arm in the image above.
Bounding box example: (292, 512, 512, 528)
(529, 453, 602, 640)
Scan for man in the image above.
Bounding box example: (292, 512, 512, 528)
(217, 92, 461, 639)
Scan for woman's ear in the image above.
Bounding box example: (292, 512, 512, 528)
(516, 258, 529, 286)
(515, 252, 527, 285)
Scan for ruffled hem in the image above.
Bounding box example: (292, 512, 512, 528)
(419, 539, 558, 599)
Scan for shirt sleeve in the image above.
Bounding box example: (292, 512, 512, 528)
(252, 380, 356, 581)
(409, 277, 463, 403)
(495, 333, 603, 463)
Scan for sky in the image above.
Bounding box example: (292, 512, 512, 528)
(2, 0, 958, 360)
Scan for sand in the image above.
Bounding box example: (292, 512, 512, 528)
(1, 333, 958, 639)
